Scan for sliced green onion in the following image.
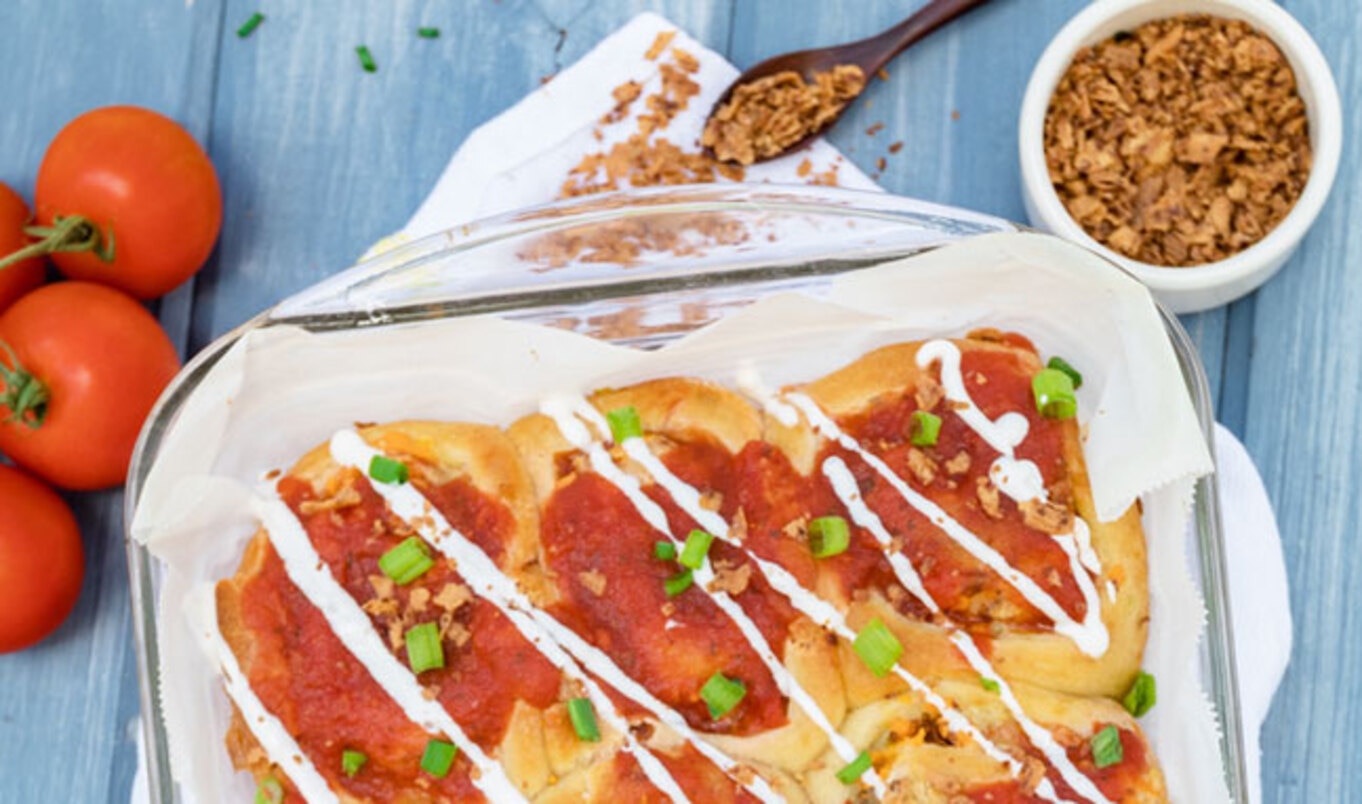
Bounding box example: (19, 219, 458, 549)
(420, 739, 458, 778)
(255, 777, 284, 804)
(664, 568, 693, 598)
(808, 516, 850, 559)
(835, 751, 872, 785)
(853, 618, 903, 678)
(341, 749, 367, 778)
(678, 529, 715, 569)
(1032, 368, 1077, 419)
(356, 45, 378, 73)
(1090, 725, 1123, 768)
(910, 410, 942, 447)
(379, 537, 435, 585)
(237, 12, 265, 39)
(405, 622, 444, 673)
(368, 454, 409, 484)
(980, 677, 1001, 694)
(417, 26, 441, 38)
(1047, 356, 1084, 389)
(607, 405, 642, 442)
(654, 540, 678, 561)
(567, 697, 601, 742)
(1122, 671, 1157, 717)
(700, 672, 747, 719)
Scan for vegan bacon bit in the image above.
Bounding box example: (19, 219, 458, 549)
(645, 30, 677, 61)
(1044, 14, 1311, 266)
(702, 65, 866, 165)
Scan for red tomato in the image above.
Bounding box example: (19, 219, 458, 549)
(0, 464, 84, 653)
(0, 182, 45, 312)
(35, 106, 222, 299)
(0, 282, 181, 490)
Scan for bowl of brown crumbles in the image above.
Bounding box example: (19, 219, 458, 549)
(1019, 0, 1341, 313)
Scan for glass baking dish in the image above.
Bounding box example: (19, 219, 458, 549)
(124, 184, 1247, 803)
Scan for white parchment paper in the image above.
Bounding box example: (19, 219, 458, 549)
(132, 232, 1222, 803)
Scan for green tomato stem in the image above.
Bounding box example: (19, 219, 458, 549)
(0, 214, 114, 273)
(0, 341, 47, 429)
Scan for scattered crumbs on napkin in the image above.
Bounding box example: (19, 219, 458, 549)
(381, 13, 876, 260)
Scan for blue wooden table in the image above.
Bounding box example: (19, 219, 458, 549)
(0, 1, 1353, 801)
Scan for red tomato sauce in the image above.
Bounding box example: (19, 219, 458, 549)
(827, 348, 1086, 626)
(275, 472, 561, 748)
(237, 546, 485, 802)
(539, 454, 789, 737)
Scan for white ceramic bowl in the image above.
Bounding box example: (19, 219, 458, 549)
(1019, 0, 1341, 314)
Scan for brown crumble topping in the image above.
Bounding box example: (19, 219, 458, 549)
(866, 122, 885, 136)
(976, 477, 1003, 519)
(1019, 498, 1075, 534)
(782, 514, 810, 541)
(914, 375, 946, 411)
(408, 587, 432, 613)
(875, 156, 887, 172)
(577, 569, 608, 597)
(433, 582, 472, 612)
(888, 140, 904, 154)
(298, 485, 361, 515)
(368, 574, 396, 600)
(950, 109, 960, 121)
(906, 448, 939, 486)
(708, 561, 753, 596)
(730, 508, 750, 542)
(876, 68, 890, 81)
(644, 30, 677, 61)
(1045, 14, 1311, 266)
(796, 158, 813, 177)
(944, 450, 972, 477)
(699, 490, 723, 511)
(701, 65, 866, 165)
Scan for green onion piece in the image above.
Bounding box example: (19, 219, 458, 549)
(910, 410, 942, 447)
(1090, 725, 1124, 768)
(1122, 671, 1157, 717)
(1047, 356, 1084, 389)
(417, 26, 441, 38)
(341, 749, 367, 778)
(379, 537, 435, 585)
(255, 777, 284, 804)
(237, 12, 265, 39)
(606, 406, 642, 442)
(980, 677, 1000, 694)
(405, 622, 444, 673)
(835, 751, 872, 785)
(808, 516, 850, 559)
(368, 454, 409, 484)
(654, 540, 677, 561)
(356, 45, 378, 73)
(566, 697, 601, 742)
(1032, 368, 1077, 419)
(700, 672, 747, 719)
(420, 739, 458, 778)
(853, 618, 903, 678)
(664, 568, 693, 598)
(678, 529, 716, 569)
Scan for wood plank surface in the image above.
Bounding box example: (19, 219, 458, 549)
(0, 1, 1353, 802)
(0, 4, 225, 802)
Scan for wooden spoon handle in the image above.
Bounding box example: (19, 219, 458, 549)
(877, 0, 995, 67)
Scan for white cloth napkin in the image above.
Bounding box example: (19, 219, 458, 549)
(132, 12, 1291, 803)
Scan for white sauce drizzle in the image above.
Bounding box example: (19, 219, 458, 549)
(739, 371, 1115, 804)
(210, 616, 341, 803)
(250, 494, 527, 803)
(550, 397, 1091, 801)
(328, 430, 783, 804)
(914, 340, 1108, 653)
(542, 396, 882, 796)
(781, 391, 1109, 658)
(825, 456, 1108, 804)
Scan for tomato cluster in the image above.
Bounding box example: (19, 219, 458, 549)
(0, 105, 221, 652)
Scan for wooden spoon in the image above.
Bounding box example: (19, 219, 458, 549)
(704, 0, 994, 165)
